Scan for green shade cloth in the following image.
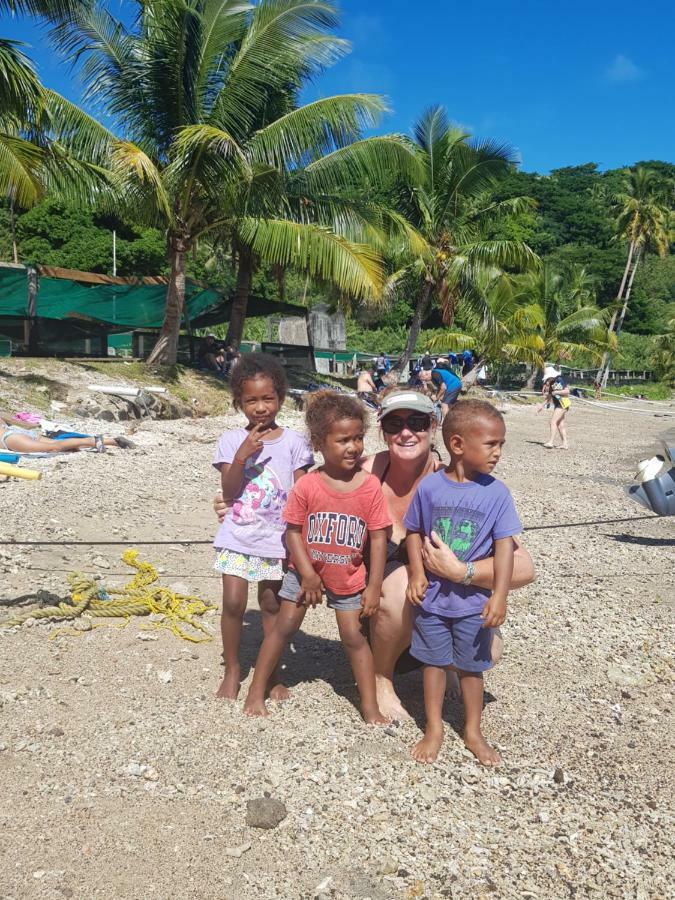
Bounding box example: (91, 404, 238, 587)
(0, 266, 305, 330)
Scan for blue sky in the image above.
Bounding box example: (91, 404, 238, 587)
(3, 0, 674, 172)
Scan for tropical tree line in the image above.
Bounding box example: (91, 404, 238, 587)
(1, 0, 672, 377)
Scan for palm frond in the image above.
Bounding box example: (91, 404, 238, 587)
(304, 135, 423, 195)
(250, 94, 387, 168)
(0, 39, 43, 121)
(0, 131, 45, 206)
(237, 216, 383, 299)
(110, 140, 172, 221)
(461, 239, 540, 271)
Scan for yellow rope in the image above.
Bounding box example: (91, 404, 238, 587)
(1, 550, 216, 642)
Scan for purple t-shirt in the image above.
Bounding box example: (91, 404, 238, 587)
(212, 427, 314, 558)
(404, 469, 522, 617)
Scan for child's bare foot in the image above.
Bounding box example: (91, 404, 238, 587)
(464, 729, 502, 766)
(375, 674, 411, 721)
(411, 725, 444, 763)
(243, 692, 269, 717)
(215, 667, 240, 700)
(268, 683, 292, 702)
(361, 704, 390, 725)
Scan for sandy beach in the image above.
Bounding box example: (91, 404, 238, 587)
(1, 399, 673, 899)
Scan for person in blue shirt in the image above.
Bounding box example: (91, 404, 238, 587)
(431, 360, 462, 418)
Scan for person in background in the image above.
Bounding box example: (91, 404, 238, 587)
(375, 353, 388, 388)
(431, 360, 462, 418)
(199, 334, 226, 374)
(537, 365, 571, 450)
(224, 344, 241, 376)
(461, 350, 475, 377)
(0, 409, 134, 453)
(357, 368, 379, 408)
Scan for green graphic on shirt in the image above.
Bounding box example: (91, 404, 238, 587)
(432, 507, 484, 561)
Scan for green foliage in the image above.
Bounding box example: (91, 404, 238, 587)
(6, 199, 167, 275)
(489, 161, 675, 319)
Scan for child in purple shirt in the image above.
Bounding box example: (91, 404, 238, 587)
(405, 400, 522, 767)
(212, 354, 313, 702)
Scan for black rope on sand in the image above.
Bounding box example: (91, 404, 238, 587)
(2, 514, 661, 547)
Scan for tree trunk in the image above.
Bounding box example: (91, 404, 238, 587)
(526, 365, 540, 391)
(461, 355, 487, 389)
(601, 249, 642, 388)
(615, 249, 641, 339)
(596, 239, 635, 384)
(225, 247, 253, 349)
(9, 198, 18, 264)
(146, 235, 188, 366)
(394, 280, 432, 373)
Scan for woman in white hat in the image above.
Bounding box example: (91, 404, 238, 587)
(361, 388, 535, 720)
(537, 365, 571, 449)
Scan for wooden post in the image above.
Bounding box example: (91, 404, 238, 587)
(27, 266, 40, 355)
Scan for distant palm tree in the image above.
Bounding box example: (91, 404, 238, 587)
(429, 270, 544, 384)
(597, 167, 671, 387)
(511, 264, 616, 387)
(386, 106, 539, 371)
(42, 0, 418, 363)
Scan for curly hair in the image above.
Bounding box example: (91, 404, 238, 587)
(230, 353, 288, 411)
(442, 399, 503, 445)
(304, 390, 369, 449)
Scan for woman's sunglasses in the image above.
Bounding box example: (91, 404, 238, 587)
(381, 413, 432, 435)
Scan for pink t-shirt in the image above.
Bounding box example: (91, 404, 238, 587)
(282, 470, 391, 596)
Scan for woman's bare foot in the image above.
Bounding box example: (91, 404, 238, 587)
(464, 729, 501, 766)
(411, 725, 444, 763)
(361, 703, 390, 725)
(243, 692, 269, 717)
(543, 442, 554, 449)
(375, 674, 411, 721)
(215, 667, 240, 700)
(268, 683, 292, 702)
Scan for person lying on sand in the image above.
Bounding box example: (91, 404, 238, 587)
(0, 410, 134, 454)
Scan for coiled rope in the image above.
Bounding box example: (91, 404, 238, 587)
(0, 549, 216, 642)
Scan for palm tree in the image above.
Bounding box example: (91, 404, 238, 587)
(510, 264, 616, 387)
(385, 106, 539, 371)
(43, 0, 418, 364)
(597, 167, 671, 387)
(651, 318, 674, 386)
(429, 270, 544, 384)
(0, 36, 103, 260)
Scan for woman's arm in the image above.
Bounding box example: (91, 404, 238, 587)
(422, 532, 535, 590)
(0, 409, 36, 429)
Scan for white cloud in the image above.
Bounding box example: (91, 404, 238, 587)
(605, 54, 645, 83)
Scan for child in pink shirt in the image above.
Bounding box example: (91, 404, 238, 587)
(244, 391, 391, 723)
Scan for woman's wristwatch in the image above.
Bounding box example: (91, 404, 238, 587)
(461, 561, 475, 585)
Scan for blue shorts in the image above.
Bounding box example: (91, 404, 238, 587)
(411, 608, 494, 672)
(443, 386, 461, 406)
(278, 567, 362, 612)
